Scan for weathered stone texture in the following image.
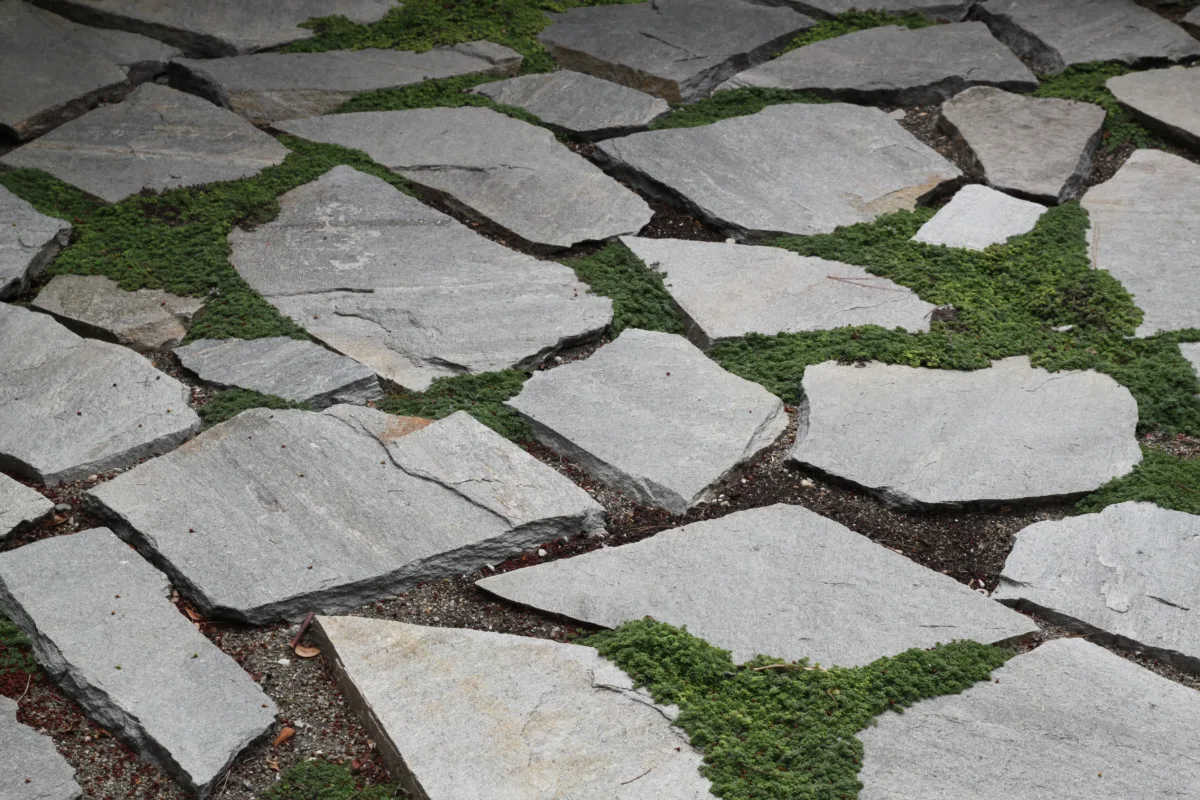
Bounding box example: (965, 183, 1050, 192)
(1107, 66, 1200, 151)
(0, 696, 81, 800)
(0, 474, 54, 542)
(471, 71, 669, 138)
(32, 275, 204, 351)
(0, 185, 71, 300)
(912, 184, 1047, 250)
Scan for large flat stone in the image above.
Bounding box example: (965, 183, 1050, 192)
(976, 0, 1200, 75)
(597, 103, 961, 239)
(0, 1, 178, 140)
(789, 356, 1142, 509)
(912, 184, 1047, 250)
(0, 528, 277, 797)
(0, 304, 200, 486)
(314, 616, 714, 800)
(229, 166, 612, 390)
(538, 0, 813, 103)
(774, 0, 970, 17)
(0, 186, 70, 300)
(939, 87, 1106, 203)
(32, 275, 204, 351)
(720, 23, 1036, 105)
(174, 337, 383, 409)
(277, 107, 650, 249)
(0, 474, 53, 542)
(480, 504, 1036, 666)
(620, 236, 935, 348)
(170, 42, 521, 123)
(471, 71, 669, 139)
(1, 84, 289, 203)
(28, 0, 394, 57)
(0, 696, 81, 800)
(1107, 66, 1200, 151)
(1081, 149, 1200, 336)
(858, 638, 1200, 799)
(996, 502, 1200, 672)
(507, 329, 787, 515)
(87, 407, 604, 624)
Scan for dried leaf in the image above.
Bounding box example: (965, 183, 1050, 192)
(183, 606, 204, 622)
(265, 759, 280, 772)
(351, 758, 363, 771)
(294, 644, 321, 659)
(272, 727, 295, 748)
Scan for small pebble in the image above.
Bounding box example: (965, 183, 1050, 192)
(54, 503, 71, 512)
(537, 548, 547, 557)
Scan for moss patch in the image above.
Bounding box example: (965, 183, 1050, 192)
(0, 613, 39, 694)
(197, 389, 312, 429)
(376, 370, 532, 441)
(1032, 62, 1162, 152)
(588, 619, 1010, 800)
(263, 760, 401, 799)
(782, 9, 934, 53)
(564, 242, 684, 335)
(649, 88, 830, 130)
(0, 137, 416, 342)
(1077, 447, 1200, 514)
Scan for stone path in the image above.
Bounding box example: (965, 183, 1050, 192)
(2, 1, 1200, 797)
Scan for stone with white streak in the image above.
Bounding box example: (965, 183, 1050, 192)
(0, 185, 71, 299)
(0, 474, 54, 542)
(314, 616, 714, 800)
(912, 184, 1047, 250)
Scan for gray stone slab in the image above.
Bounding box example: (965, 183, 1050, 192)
(1, 84, 289, 203)
(597, 103, 961, 240)
(28, 0, 394, 57)
(976, 0, 1200, 75)
(858, 638, 1200, 799)
(1081, 148, 1200, 336)
(939, 86, 1106, 203)
(480, 504, 1036, 666)
(1186, 6, 1200, 38)
(720, 23, 1037, 105)
(0, 303, 200, 486)
(0, 186, 70, 300)
(229, 165, 612, 390)
(174, 337, 382, 409)
(32, 275, 204, 351)
(538, 0, 814, 103)
(470, 71, 670, 139)
(171, 42, 521, 123)
(507, 329, 787, 515)
(789, 356, 1142, 509)
(771, 0, 970, 18)
(277, 107, 650, 250)
(314, 616, 714, 800)
(0, 695, 81, 800)
(0, 1, 178, 140)
(620, 236, 935, 348)
(912, 184, 1047, 250)
(1184, 342, 1200, 388)
(996, 502, 1200, 672)
(1108, 66, 1200, 151)
(0, 528, 276, 797)
(87, 406, 604, 624)
(0, 473, 54, 542)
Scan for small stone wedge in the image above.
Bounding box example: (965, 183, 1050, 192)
(0, 528, 277, 797)
(32, 275, 204, 351)
(0, 696, 81, 800)
(314, 616, 715, 799)
(911, 184, 1047, 250)
(0, 185, 71, 300)
(0, 474, 54, 542)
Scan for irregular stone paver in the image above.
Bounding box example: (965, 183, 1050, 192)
(1, 84, 289, 203)
(0, 1, 178, 140)
(620, 236, 935, 348)
(1107, 66, 1200, 151)
(779, 0, 970, 17)
(277, 108, 650, 250)
(470, 71, 669, 138)
(32, 275, 204, 351)
(230, 166, 611, 390)
(0, 528, 277, 796)
(0, 303, 200, 486)
(939, 87, 1105, 203)
(789, 357, 1142, 509)
(0, 474, 54, 542)
(480, 504, 1036, 666)
(976, 0, 1200, 75)
(506, 329, 787, 515)
(911, 184, 1047, 250)
(0, 186, 71, 300)
(597, 103, 961, 239)
(995, 502, 1200, 671)
(87, 407, 604, 623)
(314, 616, 714, 800)
(538, 0, 813, 103)
(28, 0, 394, 57)
(858, 638, 1200, 799)
(174, 337, 383, 409)
(1082, 149, 1200, 336)
(1184, 342, 1200, 388)
(720, 23, 1037, 105)
(0, 695, 81, 800)
(171, 42, 521, 123)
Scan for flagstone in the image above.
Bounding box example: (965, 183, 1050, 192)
(1107, 66, 1200, 151)
(32, 275, 204, 351)
(0, 473, 53, 542)
(912, 184, 1047, 250)
(0, 696, 81, 800)
(0, 186, 71, 300)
